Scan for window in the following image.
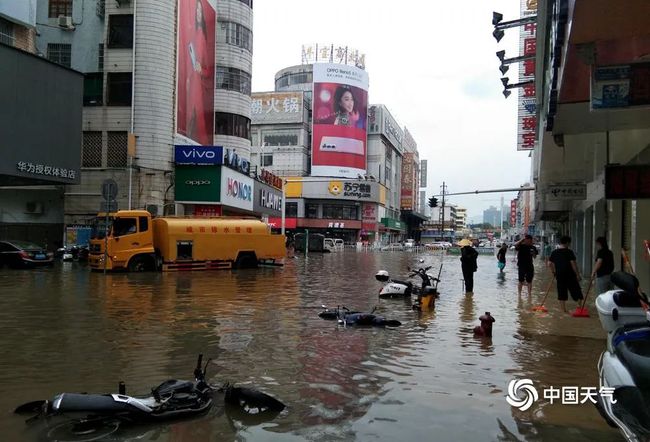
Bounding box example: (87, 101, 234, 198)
(216, 66, 251, 95)
(323, 205, 358, 220)
(107, 15, 133, 48)
(218, 21, 252, 52)
(214, 112, 250, 139)
(261, 153, 273, 167)
(262, 131, 299, 146)
(306, 203, 319, 219)
(49, 0, 72, 18)
(82, 132, 102, 168)
(139, 216, 149, 232)
(112, 217, 137, 237)
(275, 72, 312, 89)
(83, 73, 103, 106)
(107, 72, 132, 106)
(98, 43, 104, 71)
(0, 17, 14, 46)
(237, 0, 253, 8)
(47, 43, 71, 68)
(107, 131, 128, 167)
(286, 202, 298, 218)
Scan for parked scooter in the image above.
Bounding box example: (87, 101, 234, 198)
(56, 244, 89, 262)
(319, 305, 401, 327)
(595, 271, 650, 441)
(15, 355, 285, 440)
(376, 266, 439, 299)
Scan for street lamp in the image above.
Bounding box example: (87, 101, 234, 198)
(500, 77, 535, 99)
(491, 11, 537, 42)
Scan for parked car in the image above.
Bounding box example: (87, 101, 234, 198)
(0, 240, 54, 268)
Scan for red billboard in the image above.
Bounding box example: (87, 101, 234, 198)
(311, 63, 369, 178)
(176, 0, 215, 145)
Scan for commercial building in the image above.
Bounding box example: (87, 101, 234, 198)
(0, 0, 82, 249)
(250, 49, 422, 245)
(35, 0, 254, 225)
(533, 0, 650, 289)
(421, 205, 457, 243)
(400, 128, 427, 240)
(482, 206, 500, 228)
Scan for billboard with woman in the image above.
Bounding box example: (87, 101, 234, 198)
(176, 0, 216, 145)
(312, 63, 369, 178)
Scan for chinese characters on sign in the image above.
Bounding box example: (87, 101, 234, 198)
(605, 165, 650, 199)
(517, 0, 537, 151)
(327, 222, 346, 228)
(301, 44, 366, 69)
(251, 92, 302, 115)
(16, 161, 77, 180)
(548, 184, 587, 201)
(259, 169, 283, 190)
(343, 182, 371, 199)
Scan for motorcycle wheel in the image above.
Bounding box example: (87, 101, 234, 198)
(45, 418, 120, 442)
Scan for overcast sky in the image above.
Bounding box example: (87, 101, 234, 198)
(251, 0, 531, 223)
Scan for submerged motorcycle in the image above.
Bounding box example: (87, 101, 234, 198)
(376, 265, 440, 299)
(15, 354, 285, 440)
(595, 271, 650, 442)
(319, 305, 401, 327)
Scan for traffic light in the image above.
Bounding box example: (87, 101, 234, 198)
(428, 197, 438, 208)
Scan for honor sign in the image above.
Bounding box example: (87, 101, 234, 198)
(221, 167, 254, 211)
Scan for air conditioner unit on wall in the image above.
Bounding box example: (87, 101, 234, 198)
(25, 202, 44, 215)
(58, 15, 74, 29)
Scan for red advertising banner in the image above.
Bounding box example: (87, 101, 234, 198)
(176, 0, 216, 145)
(401, 152, 414, 209)
(311, 63, 369, 178)
(193, 204, 221, 217)
(267, 217, 297, 229)
(510, 199, 517, 225)
(517, 0, 537, 151)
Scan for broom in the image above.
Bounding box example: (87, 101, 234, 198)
(572, 277, 593, 318)
(532, 277, 555, 312)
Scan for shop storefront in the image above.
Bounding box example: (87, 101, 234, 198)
(380, 217, 406, 243)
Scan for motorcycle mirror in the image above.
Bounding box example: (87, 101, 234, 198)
(419, 259, 425, 263)
(321, 304, 327, 309)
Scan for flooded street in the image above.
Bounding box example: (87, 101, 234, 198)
(0, 251, 622, 441)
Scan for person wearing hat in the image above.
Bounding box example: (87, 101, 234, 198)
(459, 238, 478, 294)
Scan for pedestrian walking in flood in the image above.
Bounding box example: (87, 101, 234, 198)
(591, 236, 614, 295)
(549, 235, 584, 312)
(515, 235, 538, 296)
(496, 243, 508, 273)
(459, 239, 478, 295)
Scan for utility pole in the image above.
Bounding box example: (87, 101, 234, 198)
(439, 182, 447, 241)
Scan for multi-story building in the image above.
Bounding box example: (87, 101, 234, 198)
(35, 0, 254, 225)
(1, 0, 82, 249)
(455, 206, 468, 230)
(482, 206, 500, 228)
(421, 205, 457, 243)
(368, 104, 406, 242)
(400, 128, 427, 240)
(250, 58, 418, 245)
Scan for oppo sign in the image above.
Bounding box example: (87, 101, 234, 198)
(226, 178, 252, 201)
(185, 180, 211, 186)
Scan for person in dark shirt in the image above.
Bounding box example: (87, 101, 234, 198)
(515, 235, 538, 296)
(496, 243, 508, 273)
(591, 236, 614, 294)
(549, 235, 583, 312)
(459, 239, 478, 294)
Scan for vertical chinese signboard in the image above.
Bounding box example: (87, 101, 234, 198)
(176, 0, 216, 146)
(517, 0, 537, 151)
(401, 152, 414, 209)
(510, 199, 517, 226)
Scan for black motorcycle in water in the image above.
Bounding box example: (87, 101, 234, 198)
(15, 355, 285, 441)
(319, 305, 401, 327)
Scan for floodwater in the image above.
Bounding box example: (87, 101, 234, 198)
(0, 251, 623, 441)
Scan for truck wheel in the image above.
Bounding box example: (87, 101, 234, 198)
(235, 253, 257, 269)
(128, 256, 153, 272)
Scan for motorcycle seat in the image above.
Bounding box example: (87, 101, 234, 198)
(152, 380, 196, 400)
(52, 393, 149, 414)
(613, 291, 643, 308)
(391, 280, 412, 287)
(614, 328, 650, 390)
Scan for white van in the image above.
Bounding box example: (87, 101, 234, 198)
(405, 239, 415, 248)
(333, 239, 344, 250)
(324, 238, 335, 252)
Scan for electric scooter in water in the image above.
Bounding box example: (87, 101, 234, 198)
(595, 271, 650, 442)
(319, 305, 401, 327)
(14, 354, 285, 441)
(376, 266, 440, 299)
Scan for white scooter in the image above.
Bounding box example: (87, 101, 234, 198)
(595, 271, 650, 442)
(376, 266, 440, 299)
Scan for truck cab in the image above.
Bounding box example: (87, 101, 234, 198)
(89, 210, 156, 271)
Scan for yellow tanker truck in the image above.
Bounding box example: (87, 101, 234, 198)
(88, 210, 285, 272)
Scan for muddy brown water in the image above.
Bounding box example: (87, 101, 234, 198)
(0, 251, 623, 441)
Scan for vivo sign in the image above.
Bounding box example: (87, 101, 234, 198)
(174, 145, 224, 165)
(227, 178, 252, 201)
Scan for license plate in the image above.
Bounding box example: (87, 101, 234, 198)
(34, 254, 46, 259)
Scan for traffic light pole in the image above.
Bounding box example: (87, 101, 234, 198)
(440, 182, 447, 242)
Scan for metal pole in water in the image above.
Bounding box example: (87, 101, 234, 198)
(305, 229, 309, 258)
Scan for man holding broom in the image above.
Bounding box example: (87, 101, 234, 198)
(548, 236, 584, 312)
